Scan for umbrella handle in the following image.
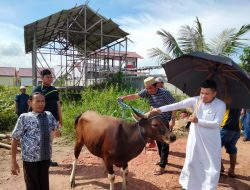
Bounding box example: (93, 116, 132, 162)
(192, 98, 201, 117)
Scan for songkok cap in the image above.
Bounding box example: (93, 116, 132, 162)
(20, 86, 26, 89)
(144, 77, 156, 87)
(155, 77, 164, 83)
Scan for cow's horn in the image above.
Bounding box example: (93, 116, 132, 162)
(131, 113, 140, 121)
(131, 107, 147, 119)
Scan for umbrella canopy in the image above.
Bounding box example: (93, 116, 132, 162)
(162, 52, 250, 108)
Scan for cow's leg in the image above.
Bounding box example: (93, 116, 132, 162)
(104, 158, 115, 190)
(108, 173, 115, 190)
(121, 164, 128, 190)
(70, 140, 84, 188)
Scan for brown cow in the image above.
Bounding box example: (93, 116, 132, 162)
(70, 110, 176, 190)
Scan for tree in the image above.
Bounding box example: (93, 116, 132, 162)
(149, 17, 250, 65)
(240, 46, 250, 72)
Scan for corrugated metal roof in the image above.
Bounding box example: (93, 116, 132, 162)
(94, 50, 143, 59)
(24, 4, 129, 54)
(0, 67, 16, 76)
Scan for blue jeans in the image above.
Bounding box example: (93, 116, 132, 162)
(221, 128, 240, 154)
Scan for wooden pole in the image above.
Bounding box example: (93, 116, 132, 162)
(0, 142, 21, 151)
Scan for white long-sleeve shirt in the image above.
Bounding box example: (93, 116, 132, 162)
(160, 96, 226, 190)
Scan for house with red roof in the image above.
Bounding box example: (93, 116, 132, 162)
(18, 68, 55, 86)
(0, 67, 17, 86)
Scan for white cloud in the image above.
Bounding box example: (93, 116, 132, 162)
(116, 0, 250, 67)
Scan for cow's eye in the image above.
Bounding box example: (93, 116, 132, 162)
(152, 124, 158, 128)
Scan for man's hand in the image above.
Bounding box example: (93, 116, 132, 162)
(188, 115, 198, 123)
(58, 122, 63, 128)
(151, 108, 161, 113)
(117, 97, 124, 102)
(54, 128, 61, 138)
(11, 160, 20, 175)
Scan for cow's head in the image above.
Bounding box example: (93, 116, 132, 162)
(131, 108, 176, 144)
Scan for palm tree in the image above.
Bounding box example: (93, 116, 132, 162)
(149, 17, 250, 65)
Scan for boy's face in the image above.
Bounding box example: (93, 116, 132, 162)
(29, 94, 45, 113)
(42, 74, 53, 86)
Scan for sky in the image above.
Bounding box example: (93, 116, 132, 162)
(0, 0, 250, 70)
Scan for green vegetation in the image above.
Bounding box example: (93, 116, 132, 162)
(149, 17, 250, 65)
(61, 85, 150, 139)
(240, 46, 250, 72)
(0, 86, 19, 131)
(0, 86, 33, 132)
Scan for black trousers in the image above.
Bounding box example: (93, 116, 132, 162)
(156, 141, 169, 168)
(23, 160, 50, 190)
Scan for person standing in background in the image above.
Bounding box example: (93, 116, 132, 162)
(15, 86, 29, 116)
(32, 69, 62, 166)
(155, 77, 165, 88)
(220, 109, 241, 178)
(241, 108, 250, 141)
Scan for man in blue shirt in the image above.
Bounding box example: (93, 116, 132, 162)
(15, 86, 29, 116)
(11, 92, 58, 190)
(119, 77, 176, 175)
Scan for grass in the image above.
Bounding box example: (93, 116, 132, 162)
(61, 85, 149, 139)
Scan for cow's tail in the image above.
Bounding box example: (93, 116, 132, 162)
(74, 113, 82, 129)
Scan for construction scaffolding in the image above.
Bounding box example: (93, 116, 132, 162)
(24, 3, 129, 87)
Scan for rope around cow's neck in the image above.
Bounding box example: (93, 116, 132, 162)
(137, 122, 147, 145)
(117, 99, 147, 147)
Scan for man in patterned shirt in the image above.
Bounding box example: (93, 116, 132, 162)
(119, 76, 176, 175)
(11, 92, 58, 190)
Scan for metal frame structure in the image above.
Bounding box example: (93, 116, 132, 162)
(24, 4, 129, 87)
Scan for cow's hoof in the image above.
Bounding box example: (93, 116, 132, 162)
(70, 180, 75, 188)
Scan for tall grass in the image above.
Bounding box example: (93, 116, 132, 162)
(61, 85, 150, 139)
(0, 86, 22, 131)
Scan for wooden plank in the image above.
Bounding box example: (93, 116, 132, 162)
(0, 142, 21, 151)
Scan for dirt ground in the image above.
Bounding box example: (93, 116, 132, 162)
(1, 122, 250, 190)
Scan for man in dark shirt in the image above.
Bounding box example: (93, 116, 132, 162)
(15, 86, 29, 116)
(220, 109, 241, 178)
(32, 69, 62, 166)
(119, 77, 176, 175)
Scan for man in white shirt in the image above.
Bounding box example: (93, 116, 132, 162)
(152, 80, 226, 190)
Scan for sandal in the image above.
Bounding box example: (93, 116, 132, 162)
(153, 167, 166, 175)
